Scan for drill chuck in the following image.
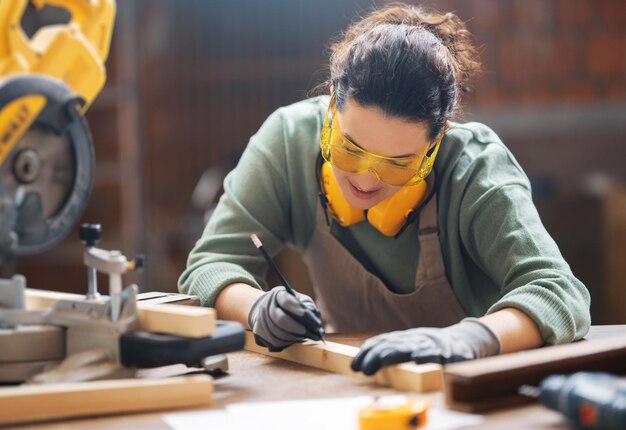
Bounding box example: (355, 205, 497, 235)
(536, 372, 626, 430)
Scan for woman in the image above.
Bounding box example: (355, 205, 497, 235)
(179, 3, 590, 375)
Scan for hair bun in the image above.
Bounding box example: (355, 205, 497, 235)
(325, 2, 481, 137)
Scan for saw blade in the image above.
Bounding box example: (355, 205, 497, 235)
(0, 76, 95, 257)
(1, 127, 74, 221)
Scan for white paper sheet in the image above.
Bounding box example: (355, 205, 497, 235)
(163, 395, 483, 430)
(163, 409, 230, 430)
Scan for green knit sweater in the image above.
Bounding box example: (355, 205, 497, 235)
(179, 96, 591, 344)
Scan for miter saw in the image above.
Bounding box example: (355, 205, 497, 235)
(0, 0, 244, 384)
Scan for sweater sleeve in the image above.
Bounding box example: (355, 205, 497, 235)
(178, 108, 292, 307)
(458, 147, 591, 344)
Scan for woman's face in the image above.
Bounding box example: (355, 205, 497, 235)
(333, 98, 432, 210)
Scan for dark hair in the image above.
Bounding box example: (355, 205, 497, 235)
(327, 3, 481, 140)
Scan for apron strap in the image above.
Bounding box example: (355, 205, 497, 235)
(416, 193, 447, 283)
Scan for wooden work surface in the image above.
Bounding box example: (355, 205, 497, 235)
(10, 325, 625, 430)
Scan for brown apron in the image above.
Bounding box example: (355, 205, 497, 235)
(301, 192, 467, 333)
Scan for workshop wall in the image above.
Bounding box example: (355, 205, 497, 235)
(13, 0, 626, 323)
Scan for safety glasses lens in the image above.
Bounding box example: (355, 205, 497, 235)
(323, 127, 419, 186)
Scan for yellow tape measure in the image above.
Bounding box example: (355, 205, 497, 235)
(359, 397, 429, 430)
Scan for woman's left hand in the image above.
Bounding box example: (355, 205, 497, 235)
(350, 318, 500, 375)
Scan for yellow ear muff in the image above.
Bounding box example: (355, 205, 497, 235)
(321, 162, 364, 226)
(320, 162, 428, 236)
(366, 180, 428, 237)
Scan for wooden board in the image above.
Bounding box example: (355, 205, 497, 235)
(136, 303, 214, 338)
(0, 374, 213, 425)
(244, 331, 442, 392)
(604, 190, 626, 324)
(24, 288, 215, 338)
(444, 334, 626, 413)
(25, 289, 85, 309)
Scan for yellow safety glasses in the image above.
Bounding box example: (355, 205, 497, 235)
(320, 94, 444, 187)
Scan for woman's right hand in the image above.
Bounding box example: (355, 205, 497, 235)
(247, 286, 324, 352)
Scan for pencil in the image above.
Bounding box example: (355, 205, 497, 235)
(250, 233, 326, 343)
(250, 234, 293, 295)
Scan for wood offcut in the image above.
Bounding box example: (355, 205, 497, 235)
(0, 289, 217, 424)
(25, 288, 216, 338)
(444, 334, 626, 413)
(244, 331, 443, 392)
(0, 375, 213, 425)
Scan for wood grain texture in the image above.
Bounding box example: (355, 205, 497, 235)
(25, 289, 84, 309)
(136, 303, 215, 338)
(0, 374, 213, 425)
(244, 331, 442, 392)
(24, 289, 215, 337)
(444, 334, 626, 412)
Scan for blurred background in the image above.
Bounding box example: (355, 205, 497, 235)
(7, 0, 626, 324)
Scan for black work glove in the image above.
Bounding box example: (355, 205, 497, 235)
(248, 286, 324, 352)
(351, 318, 501, 375)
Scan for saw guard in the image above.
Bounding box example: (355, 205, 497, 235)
(0, 0, 115, 110)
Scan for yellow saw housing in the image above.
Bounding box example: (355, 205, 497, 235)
(0, 0, 115, 109)
(0, 0, 116, 255)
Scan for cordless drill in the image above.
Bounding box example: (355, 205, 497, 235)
(519, 371, 626, 430)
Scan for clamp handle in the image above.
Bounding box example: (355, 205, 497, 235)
(79, 223, 102, 248)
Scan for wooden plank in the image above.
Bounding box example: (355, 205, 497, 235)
(604, 190, 626, 324)
(24, 289, 215, 338)
(244, 331, 442, 392)
(25, 289, 84, 309)
(0, 374, 213, 425)
(444, 334, 626, 413)
(136, 303, 214, 338)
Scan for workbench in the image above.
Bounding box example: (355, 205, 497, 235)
(11, 325, 625, 430)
